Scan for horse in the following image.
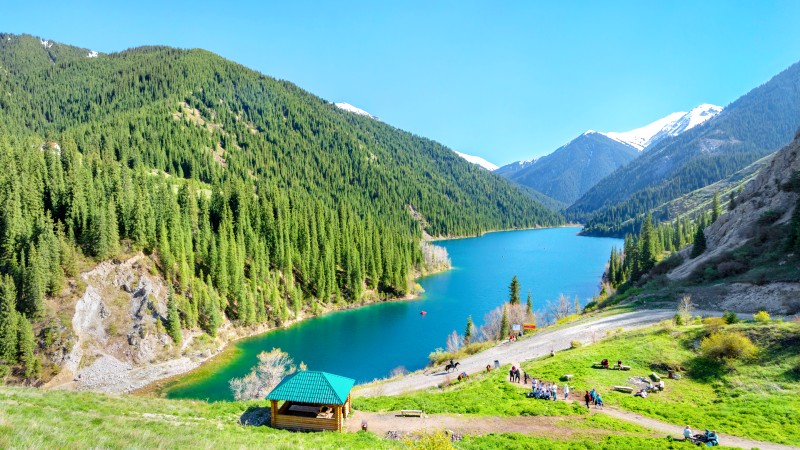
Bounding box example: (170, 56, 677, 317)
(445, 361, 460, 372)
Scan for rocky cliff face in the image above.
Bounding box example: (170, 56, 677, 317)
(45, 253, 264, 394)
(669, 134, 800, 280)
(661, 133, 800, 315)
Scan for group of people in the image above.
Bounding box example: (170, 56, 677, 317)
(583, 388, 604, 408)
(599, 358, 623, 369)
(527, 378, 569, 401)
(683, 426, 719, 446)
(509, 366, 523, 382)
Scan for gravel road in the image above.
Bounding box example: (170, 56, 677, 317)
(357, 309, 719, 397)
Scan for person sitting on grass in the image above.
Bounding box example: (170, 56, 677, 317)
(683, 425, 693, 441)
(706, 430, 718, 446)
(634, 388, 648, 398)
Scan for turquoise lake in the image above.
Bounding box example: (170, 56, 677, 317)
(165, 227, 622, 401)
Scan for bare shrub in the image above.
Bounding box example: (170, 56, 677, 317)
(445, 330, 462, 353)
(420, 241, 451, 271)
(677, 295, 693, 325)
(478, 304, 532, 341)
(230, 348, 297, 401)
(389, 366, 409, 377)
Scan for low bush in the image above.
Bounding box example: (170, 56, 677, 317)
(722, 310, 739, 324)
(702, 317, 727, 334)
(717, 261, 748, 278)
(570, 340, 582, 349)
(753, 310, 771, 323)
(757, 209, 782, 226)
(700, 331, 758, 361)
(651, 253, 684, 275)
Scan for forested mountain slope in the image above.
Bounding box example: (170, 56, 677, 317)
(497, 132, 638, 204)
(570, 60, 800, 236)
(0, 33, 561, 384)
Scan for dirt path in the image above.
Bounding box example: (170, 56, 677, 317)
(596, 404, 799, 450)
(345, 409, 645, 441)
(347, 406, 799, 450)
(358, 309, 706, 397)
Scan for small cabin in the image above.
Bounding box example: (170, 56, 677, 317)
(266, 371, 355, 432)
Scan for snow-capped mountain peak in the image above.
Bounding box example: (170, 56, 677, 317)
(602, 112, 687, 150)
(454, 151, 499, 171)
(334, 102, 378, 120)
(600, 104, 723, 151)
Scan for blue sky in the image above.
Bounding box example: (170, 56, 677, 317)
(3, 1, 800, 165)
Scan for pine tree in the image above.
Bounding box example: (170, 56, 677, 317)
(464, 315, 473, 346)
(639, 215, 656, 274)
(691, 225, 707, 258)
(526, 291, 533, 316)
(499, 306, 510, 340)
(0, 275, 19, 363)
(508, 275, 520, 305)
(166, 287, 182, 344)
(17, 314, 35, 377)
(728, 190, 736, 211)
(712, 191, 721, 222)
(22, 247, 46, 319)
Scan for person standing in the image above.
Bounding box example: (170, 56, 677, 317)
(563, 384, 570, 400)
(584, 391, 591, 408)
(595, 393, 603, 409)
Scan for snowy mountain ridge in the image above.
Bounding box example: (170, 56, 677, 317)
(334, 102, 378, 120)
(454, 151, 499, 171)
(601, 104, 723, 151)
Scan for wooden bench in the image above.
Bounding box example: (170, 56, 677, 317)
(612, 385, 633, 393)
(399, 410, 424, 417)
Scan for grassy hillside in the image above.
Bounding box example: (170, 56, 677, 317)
(0, 386, 395, 449)
(522, 320, 800, 445)
(7, 318, 793, 449)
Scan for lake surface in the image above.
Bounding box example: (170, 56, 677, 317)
(165, 227, 621, 401)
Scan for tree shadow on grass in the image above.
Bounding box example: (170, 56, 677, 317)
(686, 356, 727, 383)
(240, 406, 271, 426)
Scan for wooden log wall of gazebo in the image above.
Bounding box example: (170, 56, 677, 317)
(266, 371, 355, 432)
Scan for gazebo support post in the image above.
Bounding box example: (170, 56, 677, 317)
(335, 405, 342, 432)
(270, 400, 278, 427)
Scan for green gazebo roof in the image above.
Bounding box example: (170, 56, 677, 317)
(266, 371, 355, 405)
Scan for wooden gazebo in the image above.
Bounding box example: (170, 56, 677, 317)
(266, 371, 355, 432)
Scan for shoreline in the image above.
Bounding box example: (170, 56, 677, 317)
(130, 224, 587, 398)
(427, 223, 584, 242)
(132, 262, 453, 398)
